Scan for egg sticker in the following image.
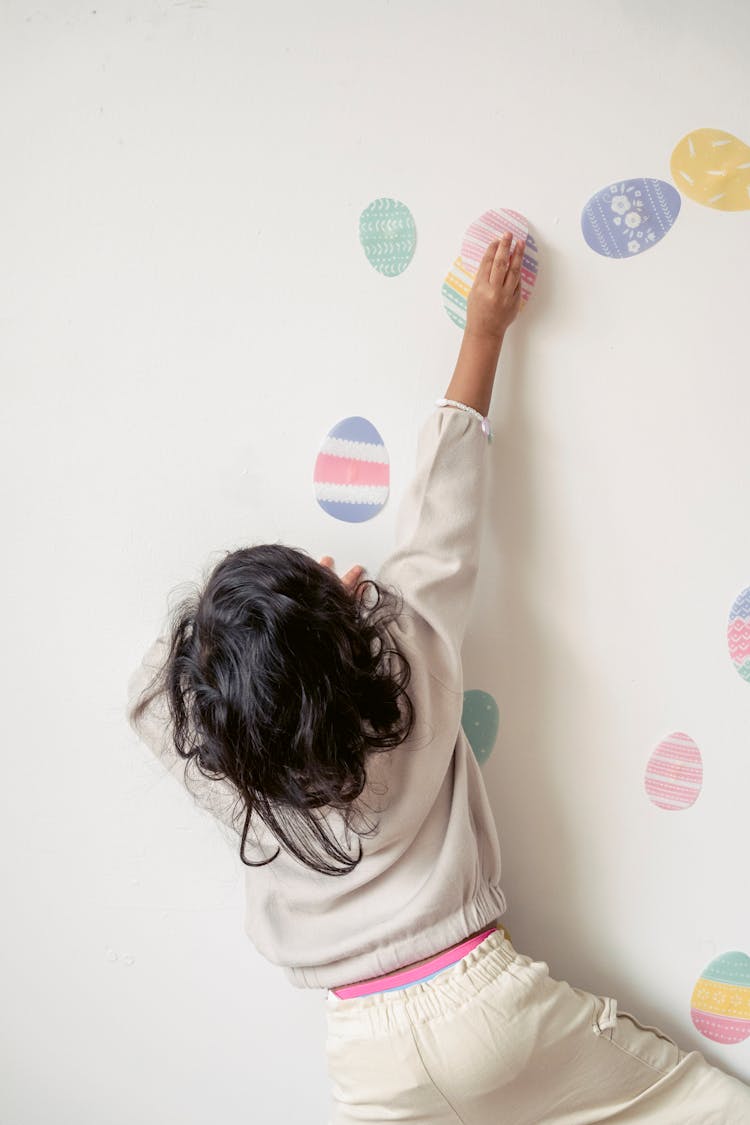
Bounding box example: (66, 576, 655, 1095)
(644, 731, 703, 810)
(671, 128, 750, 211)
(727, 585, 750, 683)
(691, 951, 750, 1044)
(313, 416, 389, 523)
(460, 208, 539, 305)
(442, 208, 539, 329)
(462, 689, 500, 766)
(359, 198, 416, 276)
(581, 178, 681, 258)
(441, 256, 477, 330)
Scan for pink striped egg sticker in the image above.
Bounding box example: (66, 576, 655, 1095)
(727, 585, 750, 683)
(644, 731, 703, 810)
(460, 208, 539, 306)
(313, 416, 389, 523)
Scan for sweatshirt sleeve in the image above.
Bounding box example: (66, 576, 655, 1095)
(375, 403, 491, 691)
(126, 633, 242, 834)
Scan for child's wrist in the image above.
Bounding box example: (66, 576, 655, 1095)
(463, 327, 505, 351)
(435, 397, 494, 441)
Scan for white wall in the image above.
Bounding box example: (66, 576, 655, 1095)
(3, 1, 749, 1120)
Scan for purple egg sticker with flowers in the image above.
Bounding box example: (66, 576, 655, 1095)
(313, 415, 389, 523)
(581, 178, 681, 258)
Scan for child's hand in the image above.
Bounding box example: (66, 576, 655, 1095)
(465, 232, 526, 344)
(319, 556, 366, 599)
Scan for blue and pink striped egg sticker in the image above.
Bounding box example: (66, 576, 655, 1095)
(313, 416, 390, 523)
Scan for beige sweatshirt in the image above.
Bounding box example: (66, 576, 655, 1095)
(126, 402, 508, 990)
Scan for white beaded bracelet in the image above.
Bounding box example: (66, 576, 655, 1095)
(434, 397, 493, 442)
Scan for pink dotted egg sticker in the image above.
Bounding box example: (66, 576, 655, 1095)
(691, 951, 750, 1044)
(644, 731, 703, 810)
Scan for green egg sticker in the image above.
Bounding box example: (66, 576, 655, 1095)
(462, 690, 499, 766)
(359, 197, 416, 277)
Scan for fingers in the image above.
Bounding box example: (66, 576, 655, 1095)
(344, 565, 367, 600)
(477, 238, 500, 284)
(473, 229, 527, 293)
(505, 234, 526, 291)
(489, 232, 513, 287)
(319, 557, 366, 593)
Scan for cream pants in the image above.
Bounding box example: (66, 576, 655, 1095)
(324, 928, 750, 1123)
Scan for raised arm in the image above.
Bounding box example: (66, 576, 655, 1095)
(445, 232, 524, 416)
(376, 233, 525, 687)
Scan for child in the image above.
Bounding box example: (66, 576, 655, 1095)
(127, 233, 750, 1121)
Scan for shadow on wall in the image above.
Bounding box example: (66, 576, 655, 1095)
(477, 229, 595, 982)
(471, 230, 749, 1084)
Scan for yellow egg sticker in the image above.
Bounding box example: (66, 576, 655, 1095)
(670, 128, 750, 211)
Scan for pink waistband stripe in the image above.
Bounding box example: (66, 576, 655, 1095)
(331, 925, 500, 999)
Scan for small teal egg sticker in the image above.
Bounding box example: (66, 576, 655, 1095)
(462, 690, 499, 765)
(581, 178, 681, 258)
(359, 198, 416, 277)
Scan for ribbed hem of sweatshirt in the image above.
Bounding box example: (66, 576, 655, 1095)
(282, 881, 509, 991)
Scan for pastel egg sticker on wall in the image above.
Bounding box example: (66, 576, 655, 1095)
(461, 689, 500, 766)
(644, 731, 703, 810)
(691, 951, 750, 1044)
(442, 208, 540, 329)
(671, 128, 750, 211)
(359, 198, 416, 277)
(727, 585, 750, 682)
(441, 256, 477, 330)
(581, 179, 681, 258)
(313, 417, 389, 523)
(460, 208, 539, 306)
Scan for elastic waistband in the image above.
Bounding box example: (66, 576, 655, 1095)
(330, 925, 499, 1000)
(325, 928, 523, 1036)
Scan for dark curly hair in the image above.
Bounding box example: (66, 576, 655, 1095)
(128, 543, 416, 876)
